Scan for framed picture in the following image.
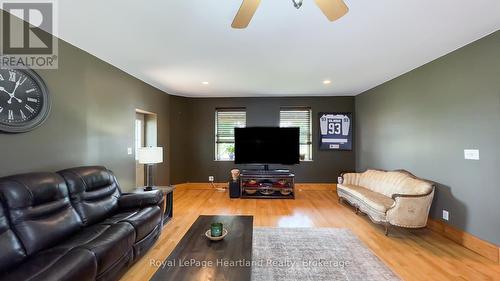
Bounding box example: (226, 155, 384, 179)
(319, 112, 353, 151)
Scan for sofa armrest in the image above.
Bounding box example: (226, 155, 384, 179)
(119, 190, 163, 209)
(340, 172, 360, 185)
(386, 188, 434, 228)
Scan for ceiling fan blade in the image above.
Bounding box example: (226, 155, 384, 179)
(232, 0, 261, 29)
(314, 0, 349, 22)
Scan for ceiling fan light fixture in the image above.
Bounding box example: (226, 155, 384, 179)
(231, 0, 348, 29)
(292, 0, 303, 9)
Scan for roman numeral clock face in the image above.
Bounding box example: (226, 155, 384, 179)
(0, 68, 51, 133)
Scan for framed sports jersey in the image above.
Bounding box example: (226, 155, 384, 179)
(319, 112, 353, 150)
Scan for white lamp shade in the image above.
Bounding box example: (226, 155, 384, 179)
(138, 147, 163, 164)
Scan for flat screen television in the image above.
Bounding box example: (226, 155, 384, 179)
(234, 127, 300, 165)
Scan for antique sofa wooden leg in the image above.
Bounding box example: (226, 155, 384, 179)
(338, 197, 342, 204)
(355, 207, 359, 215)
(385, 224, 390, 236)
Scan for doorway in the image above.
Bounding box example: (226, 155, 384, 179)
(135, 109, 158, 187)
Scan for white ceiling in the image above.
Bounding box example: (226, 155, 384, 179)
(56, 0, 499, 97)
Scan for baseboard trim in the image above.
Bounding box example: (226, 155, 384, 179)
(427, 219, 500, 264)
(174, 182, 338, 191)
(175, 183, 227, 190)
(295, 183, 337, 191)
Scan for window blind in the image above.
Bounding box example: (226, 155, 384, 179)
(280, 107, 312, 160)
(215, 108, 246, 160)
(279, 108, 312, 145)
(215, 109, 246, 143)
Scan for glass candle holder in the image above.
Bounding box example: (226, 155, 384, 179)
(210, 223, 223, 237)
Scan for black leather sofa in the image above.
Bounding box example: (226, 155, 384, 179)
(0, 166, 164, 281)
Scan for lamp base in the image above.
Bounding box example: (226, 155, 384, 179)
(145, 164, 155, 189)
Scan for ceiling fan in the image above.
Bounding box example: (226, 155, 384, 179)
(231, 0, 349, 29)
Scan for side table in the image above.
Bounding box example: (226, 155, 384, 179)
(134, 185, 175, 226)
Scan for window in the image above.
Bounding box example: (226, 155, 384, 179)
(280, 107, 312, 161)
(215, 108, 246, 161)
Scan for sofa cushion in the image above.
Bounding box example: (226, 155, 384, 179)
(99, 209, 140, 225)
(56, 222, 135, 275)
(120, 206, 162, 242)
(338, 184, 395, 213)
(357, 170, 433, 198)
(0, 203, 26, 272)
(79, 223, 135, 275)
(100, 206, 162, 242)
(0, 173, 83, 255)
(58, 166, 121, 226)
(0, 248, 97, 281)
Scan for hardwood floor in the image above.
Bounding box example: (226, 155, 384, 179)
(121, 184, 500, 281)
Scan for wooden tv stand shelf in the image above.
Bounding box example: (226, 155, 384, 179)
(240, 170, 295, 199)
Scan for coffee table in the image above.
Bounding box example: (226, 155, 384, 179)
(150, 215, 253, 281)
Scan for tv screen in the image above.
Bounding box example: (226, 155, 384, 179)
(234, 127, 300, 165)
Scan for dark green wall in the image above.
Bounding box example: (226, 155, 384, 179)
(169, 96, 355, 184)
(355, 31, 500, 244)
(169, 96, 191, 183)
(0, 14, 171, 191)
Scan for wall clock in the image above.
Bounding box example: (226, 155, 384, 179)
(0, 68, 51, 133)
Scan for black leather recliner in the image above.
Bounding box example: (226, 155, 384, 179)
(0, 166, 164, 281)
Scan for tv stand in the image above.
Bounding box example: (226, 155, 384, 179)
(240, 170, 295, 199)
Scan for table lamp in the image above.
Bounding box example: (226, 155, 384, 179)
(138, 146, 163, 191)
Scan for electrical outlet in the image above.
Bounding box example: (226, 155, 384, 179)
(127, 147, 133, 155)
(464, 149, 480, 160)
(442, 210, 449, 221)
(208, 176, 214, 182)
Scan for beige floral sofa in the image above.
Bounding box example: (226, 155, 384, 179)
(337, 169, 434, 235)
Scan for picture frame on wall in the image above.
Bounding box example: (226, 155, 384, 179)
(319, 112, 353, 151)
